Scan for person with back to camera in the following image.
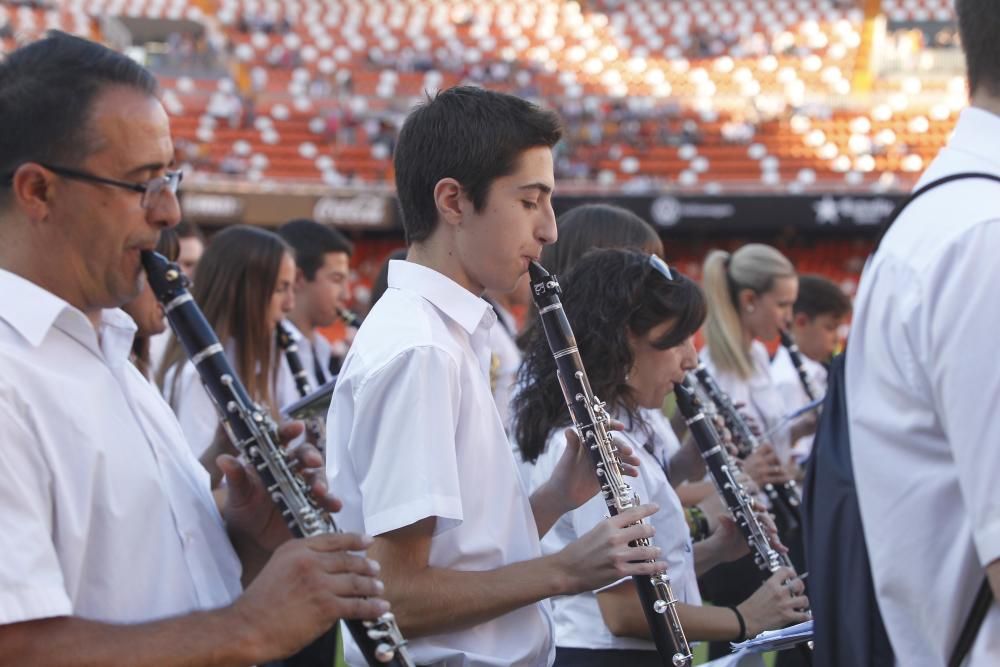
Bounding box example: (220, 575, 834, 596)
(849, 1, 1000, 662)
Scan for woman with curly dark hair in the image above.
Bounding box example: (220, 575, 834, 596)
(514, 248, 808, 666)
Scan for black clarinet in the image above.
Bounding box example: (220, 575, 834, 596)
(339, 308, 363, 328)
(528, 261, 693, 667)
(779, 330, 819, 402)
(277, 321, 314, 397)
(692, 364, 802, 533)
(275, 321, 326, 447)
(142, 250, 413, 667)
(677, 378, 813, 652)
(674, 378, 791, 575)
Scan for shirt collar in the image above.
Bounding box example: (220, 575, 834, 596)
(0, 268, 137, 361)
(387, 259, 496, 335)
(949, 107, 1000, 168)
(0, 268, 77, 347)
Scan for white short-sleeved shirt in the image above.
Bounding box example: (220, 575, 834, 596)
(701, 342, 794, 464)
(325, 260, 554, 667)
(0, 270, 242, 625)
(276, 320, 336, 405)
(518, 407, 701, 651)
(770, 345, 826, 461)
(165, 342, 297, 458)
(847, 107, 1000, 666)
(163, 360, 219, 458)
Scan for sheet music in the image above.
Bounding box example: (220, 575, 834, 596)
(730, 620, 813, 654)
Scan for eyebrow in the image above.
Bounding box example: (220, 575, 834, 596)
(124, 157, 176, 178)
(518, 182, 553, 195)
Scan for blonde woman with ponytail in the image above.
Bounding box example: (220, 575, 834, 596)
(697, 244, 816, 665)
(700, 244, 815, 479)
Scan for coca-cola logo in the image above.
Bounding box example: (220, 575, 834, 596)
(313, 194, 388, 228)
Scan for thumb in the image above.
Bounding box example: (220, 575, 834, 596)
(218, 454, 254, 501)
(563, 426, 581, 452)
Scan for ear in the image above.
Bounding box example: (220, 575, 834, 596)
(737, 287, 757, 314)
(293, 267, 307, 290)
(793, 312, 810, 329)
(433, 177, 465, 229)
(10, 163, 55, 224)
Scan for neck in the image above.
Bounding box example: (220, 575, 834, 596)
(971, 90, 1000, 118)
(288, 309, 315, 342)
(0, 228, 103, 330)
(485, 290, 511, 312)
(740, 323, 755, 353)
(406, 237, 483, 296)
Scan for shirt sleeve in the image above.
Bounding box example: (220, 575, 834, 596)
(0, 392, 72, 624)
(924, 221, 1000, 567)
(349, 346, 464, 537)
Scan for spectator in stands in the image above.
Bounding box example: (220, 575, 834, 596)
(219, 153, 247, 175)
(0, 31, 385, 665)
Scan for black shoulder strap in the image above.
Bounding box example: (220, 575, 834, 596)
(873, 172, 1000, 253)
(951, 578, 995, 667)
(871, 171, 1000, 667)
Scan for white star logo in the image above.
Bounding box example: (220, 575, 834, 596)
(814, 196, 839, 225)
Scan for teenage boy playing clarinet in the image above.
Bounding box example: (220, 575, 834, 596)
(325, 86, 666, 666)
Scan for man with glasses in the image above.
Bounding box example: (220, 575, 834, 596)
(0, 32, 386, 665)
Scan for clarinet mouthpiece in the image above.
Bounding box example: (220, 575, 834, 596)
(527, 260, 549, 282)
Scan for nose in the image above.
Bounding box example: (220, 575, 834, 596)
(537, 201, 557, 246)
(679, 336, 699, 371)
(147, 187, 182, 230)
(283, 290, 295, 314)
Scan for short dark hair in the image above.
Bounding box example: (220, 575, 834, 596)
(393, 86, 563, 244)
(956, 0, 1000, 96)
(175, 219, 206, 243)
(794, 274, 852, 319)
(0, 32, 158, 206)
(278, 218, 354, 280)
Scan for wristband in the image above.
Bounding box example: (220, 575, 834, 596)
(728, 605, 748, 642)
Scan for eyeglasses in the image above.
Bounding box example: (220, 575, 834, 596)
(647, 253, 675, 282)
(37, 163, 183, 209)
(628, 253, 677, 314)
